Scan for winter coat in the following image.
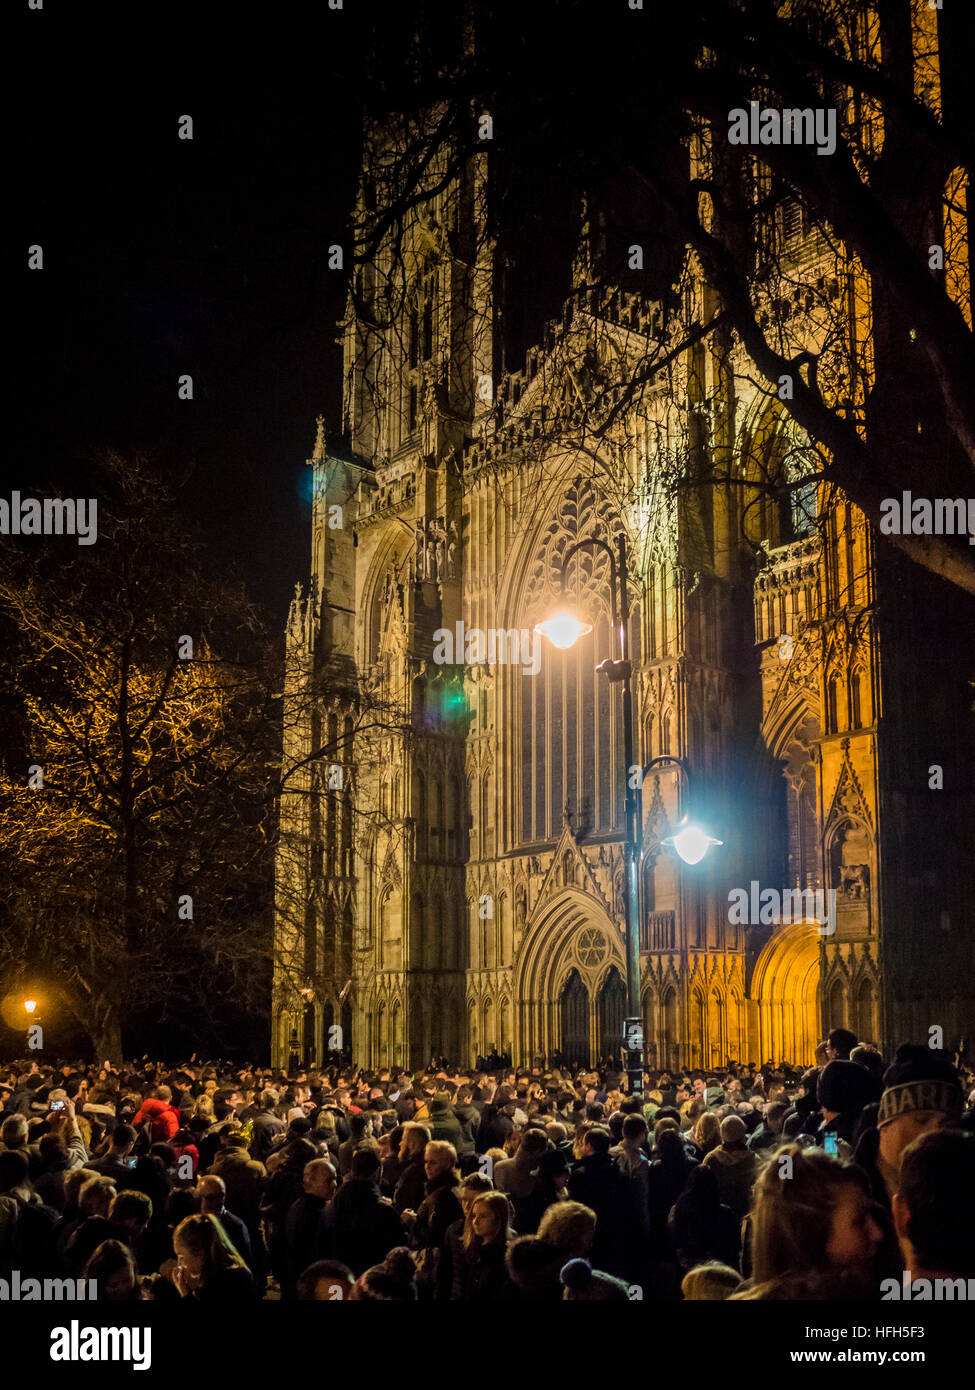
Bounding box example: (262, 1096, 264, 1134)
(451, 1238, 512, 1301)
(452, 1103, 480, 1157)
(567, 1153, 632, 1280)
(280, 1191, 328, 1297)
(132, 1098, 180, 1144)
(668, 1189, 742, 1271)
(426, 1099, 463, 1150)
(393, 1153, 426, 1214)
(322, 1178, 405, 1278)
(210, 1149, 266, 1231)
(702, 1143, 760, 1220)
(413, 1171, 463, 1259)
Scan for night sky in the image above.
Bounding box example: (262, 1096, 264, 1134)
(11, 1, 365, 621)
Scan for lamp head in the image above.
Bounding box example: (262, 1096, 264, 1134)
(534, 610, 592, 651)
(663, 820, 722, 866)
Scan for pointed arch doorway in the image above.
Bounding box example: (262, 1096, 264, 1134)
(597, 966, 626, 1063)
(560, 969, 589, 1067)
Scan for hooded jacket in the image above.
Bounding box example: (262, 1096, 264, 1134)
(452, 1103, 479, 1156)
(132, 1097, 179, 1144)
(702, 1142, 759, 1219)
(426, 1099, 463, 1149)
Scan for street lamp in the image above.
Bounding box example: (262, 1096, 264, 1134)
(536, 531, 645, 1095)
(24, 999, 37, 1016)
(537, 538, 722, 1097)
(641, 755, 723, 865)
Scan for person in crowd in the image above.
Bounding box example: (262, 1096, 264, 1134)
(409, 1141, 463, 1294)
(133, 1087, 180, 1144)
(84, 1238, 141, 1301)
(452, 1085, 480, 1168)
(685, 1110, 721, 1161)
(681, 1261, 743, 1300)
(349, 1246, 418, 1300)
(438, 1172, 493, 1298)
(451, 1191, 514, 1300)
(259, 1136, 317, 1284)
(278, 1157, 335, 1296)
(63, 1175, 118, 1275)
(297, 1258, 355, 1301)
(323, 1146, 406, 1278)
(537, 1199, 596, 1264)
(891, 1129, 974, 1283)
(853, 1045, 964, 1211)
(668, 1164, 742, 1273)
(567, 1125, 630, 1279)
(492, 1124, 548, 1206)
(732, 1145, 889, 1298)
(746, 1101, 789, 1153)
(197, 1174, 252, 1267)
(515, 1147, 570, 1235)
(87, 1123, 138, 1186)
(701, 1115, 759, 1222)
(504, 1234, 566, 1301)
(171, 1212, 257, 1301)
(210, 1131, 266, 1248)
(249, 1093, 286, 1164)
(426, 1091, 464, 1149)
(392, 1122, 430, 1214)
(827, 1028, 859, 1061)
(559, 1257, 631, 1301)
(816, 1059, 878, 1148)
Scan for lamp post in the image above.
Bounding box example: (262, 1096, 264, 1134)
(536, 532, 644, 1095)
(536, 534, 722, 1097)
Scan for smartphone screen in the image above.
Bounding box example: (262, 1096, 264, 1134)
(824, 1133, 838, 1155)
(50, 1100, 65, 1111)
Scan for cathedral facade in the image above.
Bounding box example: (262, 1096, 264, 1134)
(272, 104, 973, 1074)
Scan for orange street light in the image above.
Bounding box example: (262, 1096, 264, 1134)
(24, 999, 38, 1015)
(534, 610, 592, 650)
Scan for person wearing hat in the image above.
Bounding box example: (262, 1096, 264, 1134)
(559, 1256, 631, 1300)
(853, 1044, 964, 1210)
(701, 1114, 760, 1222)
(816, 1059, 878, 1147)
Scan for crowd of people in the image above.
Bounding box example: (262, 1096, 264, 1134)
(1, 1027, 972, 1302)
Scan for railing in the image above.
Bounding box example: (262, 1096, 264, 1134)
(640, 910, 676, 952)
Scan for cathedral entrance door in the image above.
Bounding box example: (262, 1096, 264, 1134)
(597, 966, 626, 1064)
(560, 969, 589, 1067)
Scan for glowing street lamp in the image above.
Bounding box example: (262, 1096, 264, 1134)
(663, 818, 723, 867)
(24, 999, 37, 1015)
(534, 610, 592, 650)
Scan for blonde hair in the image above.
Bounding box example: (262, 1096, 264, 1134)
(691, 1111, 721, 1154)
(174, 1213, 247, 1273)
(194, 1095, 215, 1119)
(681, 1261, 743, 1300)
(424, 1140, 458, 1174)
(398, 1123, 430, 1162)
(537, 1200, 596, 1258)
(463, 1191, 511, 1250)
(79, 1176, 116, 1217)
(748, 1144, 870, 1286)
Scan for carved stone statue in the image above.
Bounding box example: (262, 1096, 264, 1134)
(431, 516, 447, 583)
(446, 520, 458, 580)
(415, 522, 427, 580)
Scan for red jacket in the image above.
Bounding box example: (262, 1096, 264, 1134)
(133, 1097, 180, 1143)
